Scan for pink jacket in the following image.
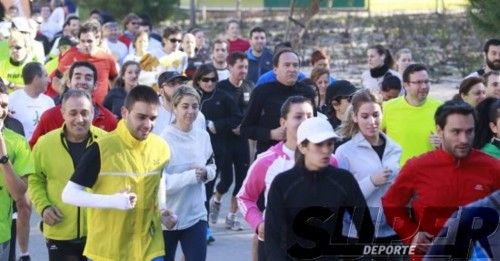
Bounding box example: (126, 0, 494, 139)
(237, 142, 337, 233)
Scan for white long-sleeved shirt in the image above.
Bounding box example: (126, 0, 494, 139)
(335, 132, 402, 238)
(159, 124, 216, 230)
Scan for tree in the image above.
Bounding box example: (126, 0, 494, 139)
(467, 0, 500, 37)
(76, 0, 180, 24)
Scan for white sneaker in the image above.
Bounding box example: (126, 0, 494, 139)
(209, 197, 221, 224)
(225, 213, 242, 231)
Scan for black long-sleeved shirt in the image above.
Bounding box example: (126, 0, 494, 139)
(199, 88, 242, 144)
(265, 165, 374, 260)
(240, 81, 315, 154)
(216, 78, 255, 117)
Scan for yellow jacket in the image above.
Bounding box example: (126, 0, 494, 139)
(84, 120, 170, 261)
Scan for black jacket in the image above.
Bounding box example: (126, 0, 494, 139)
(265, 165, 374, 260)
(103, 87, 127, 118)
(240, 81, 315, 154)
(199, 88, 242, 143)
(216, 79, 255, 117)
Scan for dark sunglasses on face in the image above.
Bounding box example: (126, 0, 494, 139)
(169, 38, 182, 43)
(201, 77, 217, 83)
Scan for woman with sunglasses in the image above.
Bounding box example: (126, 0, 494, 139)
(335, 89, 402, 244)
(324, 80, 357, 130)
(265, 117, 374, 259)
(192, 64, 242, 242)
(103, 61, 141, 118)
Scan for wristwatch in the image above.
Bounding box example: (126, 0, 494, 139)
(0, 155, 9, 164)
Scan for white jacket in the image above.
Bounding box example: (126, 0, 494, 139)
(335, 132, 402, 238)
(159, 125, 216, 230)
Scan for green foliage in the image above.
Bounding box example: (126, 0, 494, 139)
(467, 0, 500, 37)
(76, 0, 180, 23)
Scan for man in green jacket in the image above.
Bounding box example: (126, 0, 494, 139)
(28, 89, 107, 260)
(0, 82, 33, 261)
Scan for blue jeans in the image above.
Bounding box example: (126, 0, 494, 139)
(163, 220, 207, 261)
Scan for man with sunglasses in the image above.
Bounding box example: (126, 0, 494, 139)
(156, 26, 187, 74)
(56, 21, 118, 105)
(152, 71, 206, 135)
(381, 63, 442, 166)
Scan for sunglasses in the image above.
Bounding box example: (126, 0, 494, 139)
(201, 77, 217, 83)
(169, 38, 182, 43)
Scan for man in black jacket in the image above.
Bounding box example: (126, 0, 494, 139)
(240, 48, 315, 155)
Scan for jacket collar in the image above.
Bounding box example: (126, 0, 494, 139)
(115, 120, 147, 149)
(246, 48, 271, 61)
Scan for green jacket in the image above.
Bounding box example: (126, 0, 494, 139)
(0, 128, 33, 244)
(481, 142, 500, 159)
(29, 126, 107, 240)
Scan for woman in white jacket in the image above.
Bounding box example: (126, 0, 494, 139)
(335, 89, 402, 243)
(159, 85, 216, 261)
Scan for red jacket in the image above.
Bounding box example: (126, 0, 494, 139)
(29, 103, 117, 148)
(382, 149, 499, 246)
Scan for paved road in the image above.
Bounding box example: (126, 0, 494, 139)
(22, 183, 254, 261)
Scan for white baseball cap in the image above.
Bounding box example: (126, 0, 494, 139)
(297, 117, 339, 144)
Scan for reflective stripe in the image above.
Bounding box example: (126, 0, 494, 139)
(100, 171, 162, 177)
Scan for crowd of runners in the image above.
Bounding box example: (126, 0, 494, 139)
(0, 1, 498, 261)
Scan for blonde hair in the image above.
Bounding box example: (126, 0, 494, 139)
(172, 85, 201, 108)
(337, 89, 382, 139)
(8, 30, 32, 52)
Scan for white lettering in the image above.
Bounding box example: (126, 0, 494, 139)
(363, 245, 372, 255)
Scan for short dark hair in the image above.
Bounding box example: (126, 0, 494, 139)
(64, 15, 79, 27)
(0, 77, 7, 94)
(272, 48, 299, 67)
(69, 61, 98, 84)
(162, 25, 181, 39)
(483, 38, 500, 54)
(483, 70, 500, 86)
(192, 64, 218, 89)
(434, 100, 476, 130)
(211, 38, 227, 52)
(62, 89, 92, 105)
(78, 21, 100, 39)
(124, 85, 159, 110)
(381, 74, 402, 92)
(403, 63, 427, 83)
(249, 27, 266, 38)
(458, 76, 484, 96)
(227, 51, 247, 66)
(225, 19, 239, 30)
(280, 95, 312, 118)
(22, 62, 44, 85)
(473, 97, 500, 149)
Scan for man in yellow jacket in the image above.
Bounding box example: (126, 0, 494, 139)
(62, 86, 171, 261)
(29, 89, 107, 260)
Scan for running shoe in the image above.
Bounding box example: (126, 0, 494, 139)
(225, 213, 242, 231)
(209, 197, 221, 224)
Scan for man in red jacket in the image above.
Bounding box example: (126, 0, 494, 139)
(29, 61, 117, 148)
(382, 100, 499, 259)
(57, 21, 118, 105)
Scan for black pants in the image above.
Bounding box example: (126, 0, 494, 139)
(215, 137, 250, 197)
(46, 238, 86, 261)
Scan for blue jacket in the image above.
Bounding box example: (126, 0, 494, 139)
(246, 48, 273, 84)
(255, 70, 307, 87)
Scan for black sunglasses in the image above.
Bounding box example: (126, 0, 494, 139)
(201, 77, 217, 83)
(169, 38, 182, 43)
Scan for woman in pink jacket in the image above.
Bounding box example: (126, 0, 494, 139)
(237, 95, 337, 261)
